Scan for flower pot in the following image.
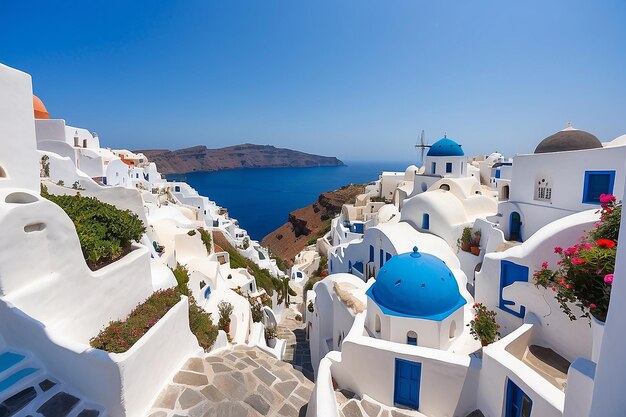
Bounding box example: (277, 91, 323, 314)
(222, 323, 230, 334)
(267, 338, 276, 348)
(480, 340, 489, 347)
(591, 315, 605, 363)
(470, 246, 480, 256)
(461, 243, 471, 252)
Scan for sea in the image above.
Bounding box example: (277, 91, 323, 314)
(168, 161, 413, 241)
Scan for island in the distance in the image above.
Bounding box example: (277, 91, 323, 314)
(135, 143, 344, 174)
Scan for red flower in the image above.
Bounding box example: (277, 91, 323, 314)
(554, 247, 563, 254)
(571, 257, 586, 265)
(599, 194, 616, 204)
(597, 239, 616, 249)
(589, 303, 597, 309)
(541, 261, 548, 269)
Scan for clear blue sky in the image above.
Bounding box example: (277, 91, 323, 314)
(1, 1, 625, 162)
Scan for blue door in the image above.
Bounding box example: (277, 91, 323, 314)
(422, 213, 430, 230)
(500, 261, 528, 318)
(394, 359, 421, 409)
(510, 212, 522, 242)
(505, 379, 532, 417)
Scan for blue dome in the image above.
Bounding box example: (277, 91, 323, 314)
(427, 137, 465, 157)
(366, 247, 466, 320)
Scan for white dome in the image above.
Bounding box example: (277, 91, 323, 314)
(377, 204, 400, 224)
(487, 152, 503, 162)
(404, 165, 419, 181)
(604, 134, 626, 148)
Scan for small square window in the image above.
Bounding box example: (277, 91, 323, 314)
(583, 171, 615, 204)
(446, 162, 452, 173)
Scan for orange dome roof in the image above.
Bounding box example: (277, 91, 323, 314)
(33, 95, 50, 119)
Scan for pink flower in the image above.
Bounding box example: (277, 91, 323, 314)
(554, 247, 563, 254)
(564, 247, 578, 256)
(566, 284, 573, 289)
(599, 194, 616, 204)
(604, 274, 614, 285)
(582, 243, 594, 251)
(589, 303, 597, 309)
(571, 257, 586, 265)
(541, 261, 548, 269)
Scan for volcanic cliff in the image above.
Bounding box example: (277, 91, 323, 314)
(136, 143, 344, 174)
(261, 184, 365, 264)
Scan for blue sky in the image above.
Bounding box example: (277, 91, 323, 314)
(1, 1, 625, 162)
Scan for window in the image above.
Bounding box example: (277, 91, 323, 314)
(422, 213, 430, 230)
(583, 170, 615, 204)
(535, 178, 552, 202)
(174, 186, 180, 192)
(407, 331, 417, 346)
(386, 252, 392, 262)
(375, 315, 381, 333)
(495, 169, 501, 179)
(369, 245, 374, 262)
(431, 162, 436, 174)
(440, 184, 450, 191)
(380, 249, 384, 268)
(449, 321, 457, 339)
(446, 162, 452, 173)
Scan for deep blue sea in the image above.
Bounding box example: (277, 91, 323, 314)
(168, 161, 412, 240)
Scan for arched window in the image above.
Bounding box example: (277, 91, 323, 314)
(502, 185, 510, 200)
(407, 331, 417, 346)
(440, 184, 450, 191)
(421, 182, 428, 192)
(422, 213, 430, 230)
(0, 166, 6, 178)
(375, 315, 381, 334)
(449, 321, 457, 339)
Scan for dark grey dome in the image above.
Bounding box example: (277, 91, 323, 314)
(535, 126, 602, 154)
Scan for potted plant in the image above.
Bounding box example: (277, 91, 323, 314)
(468, 303, 500, 346)
(534, 194, 619, 324)
(459, 227, 472, 252)
(218, 301, 234, 333)
(250, 300, 264, 323)
(470, 230, 481, 256)
(265, 325, 278, 348)
(307, 300, 315, 313)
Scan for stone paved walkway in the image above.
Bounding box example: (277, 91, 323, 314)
(277, 309, 314, 381)
(148, 346, 313, 417)
(335, 390, 426, 417)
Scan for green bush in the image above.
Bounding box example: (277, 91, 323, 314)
(172, 263, 190, 296)
(188, 297, 219, 351)
(218, 301, 234, 329)
(199, 229, 212, 254)
(42, 190, 145, 269)
(187, 229, 196, 236)
(250, 301, 264, 323)
(90, 289, 181, 353)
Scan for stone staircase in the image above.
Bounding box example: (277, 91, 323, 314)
(0, 349, 105, 417)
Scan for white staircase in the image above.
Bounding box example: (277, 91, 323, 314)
(0, 349, 106, 417)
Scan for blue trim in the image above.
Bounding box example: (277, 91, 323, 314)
(204, 286, 211, 299)
(509, 212, 522, 242)
(422, 213, 430, 230)
(499, 261, 528, 318)
(495, 169, 501, 179)
(582, 170, 615, 204)
(407, 336, 417, 346)
(394, 359, 421, 409)
(505, 379, 533, 417)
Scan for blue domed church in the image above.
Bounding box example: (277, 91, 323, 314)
(424, 135, 468, 178)
(365, 247, 466, 350)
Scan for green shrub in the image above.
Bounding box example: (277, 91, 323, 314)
(199, 228, 212, 253)
(187, 229, 196, 236)
(250, 301, 264, 323)
(218, 301, 234, 329)
(188, 297, 219, 351)
(90, 289, 181, 353)
(242, 237, 250, 249)
(264, 325, 277, 340)
(42, 190, 145, 269)
(172, 263, 190, 296)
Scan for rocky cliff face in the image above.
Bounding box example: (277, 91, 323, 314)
(136, 143, 344, 174)
(261, 184, 365, 264)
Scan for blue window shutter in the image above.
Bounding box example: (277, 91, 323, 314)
(583, 170, 615, 204)
(446, 162, 452, 173)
